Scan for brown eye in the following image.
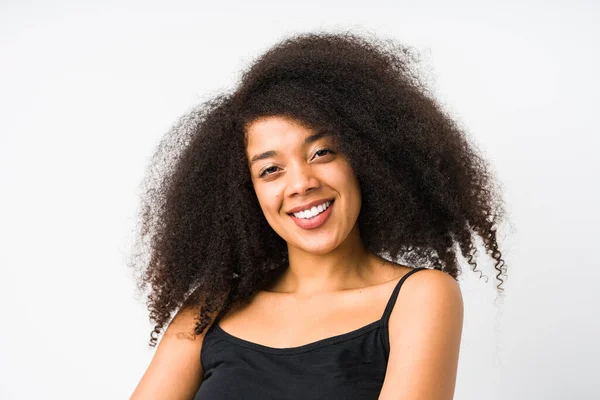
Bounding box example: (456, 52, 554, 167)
(259, 166, 280, 178)
(314, 149, 334, 159)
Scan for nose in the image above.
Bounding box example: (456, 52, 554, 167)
(285, 161, 320, 196)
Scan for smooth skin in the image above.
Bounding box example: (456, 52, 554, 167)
(379, 268, 463, 399)
(131, 116, 463, 399)
(130, 295, 216, 400)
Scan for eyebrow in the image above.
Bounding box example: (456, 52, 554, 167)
(249, 130, 333, 166)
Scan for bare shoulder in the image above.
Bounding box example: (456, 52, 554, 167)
(390, 268, 463, 331)
(379, 268, 463, 400)
(130, 295, 218, 400)
(399, 267, 463, 303)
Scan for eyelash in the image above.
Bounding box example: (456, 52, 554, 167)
(259, 149, 335, 178)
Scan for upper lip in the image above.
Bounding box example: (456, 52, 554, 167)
(286, 198, 334, 214)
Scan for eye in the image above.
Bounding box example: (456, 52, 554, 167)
(258, 149, 335, 178)
(313, 148, 335, 159)
(259, 166, 280, 178)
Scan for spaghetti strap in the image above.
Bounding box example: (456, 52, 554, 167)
(381, 267, 427, 323)
(380, 267, 427, 359)
(199, 266, 432, 397)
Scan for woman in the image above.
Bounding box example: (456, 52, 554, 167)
(130, 32, 508, 399)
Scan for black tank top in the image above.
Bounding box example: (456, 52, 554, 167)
(195, 267, 426, 400)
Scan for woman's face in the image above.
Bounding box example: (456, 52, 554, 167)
(245, 116, 362, 255)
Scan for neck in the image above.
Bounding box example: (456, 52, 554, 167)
(274, 226, 381, 297)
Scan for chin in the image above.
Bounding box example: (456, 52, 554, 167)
(304, 247, 335, 255)
(293, 238, 340, 255)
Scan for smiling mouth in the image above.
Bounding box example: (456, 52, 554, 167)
(288, 199, 335, 230)
(287, 199, 334, 218)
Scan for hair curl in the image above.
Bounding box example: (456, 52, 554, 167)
(129, 31, 509, 347)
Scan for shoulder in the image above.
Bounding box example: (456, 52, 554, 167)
(380, 268, 463, 399)
(398, 267, 462, 304)
(130, 294, 218, 399)
(390, 268, 463, 330)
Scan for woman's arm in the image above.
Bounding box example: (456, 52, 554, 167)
(379, 269, 464, 400)
(130, 302, 213, 400)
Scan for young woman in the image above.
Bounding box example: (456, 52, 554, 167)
(130, 32, 508, 400)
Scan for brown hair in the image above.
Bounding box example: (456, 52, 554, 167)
(129, 32, 509, 347)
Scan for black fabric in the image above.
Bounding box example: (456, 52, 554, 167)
(195, 267, 426, 399)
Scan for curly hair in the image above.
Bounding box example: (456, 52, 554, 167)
(129, 31, 509, 347)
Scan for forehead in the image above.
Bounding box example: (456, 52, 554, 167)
(245, 116, 315, 148)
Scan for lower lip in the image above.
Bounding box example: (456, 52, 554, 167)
(289, 201, 334, 230)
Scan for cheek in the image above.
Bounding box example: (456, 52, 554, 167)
(337, 167, 362, 207)
(254, 186, 282, 214)
(334, 165, 360, 192)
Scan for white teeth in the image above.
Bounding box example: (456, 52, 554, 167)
(293, 201, 331, 219)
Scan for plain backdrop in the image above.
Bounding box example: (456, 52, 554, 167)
(1, 0, 598, 399)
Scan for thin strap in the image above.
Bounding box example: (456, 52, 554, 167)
(380, 267, 428, 360)
(381, 267, 427, 322)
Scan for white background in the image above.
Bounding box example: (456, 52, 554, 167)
(1, 0, 598, 399)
